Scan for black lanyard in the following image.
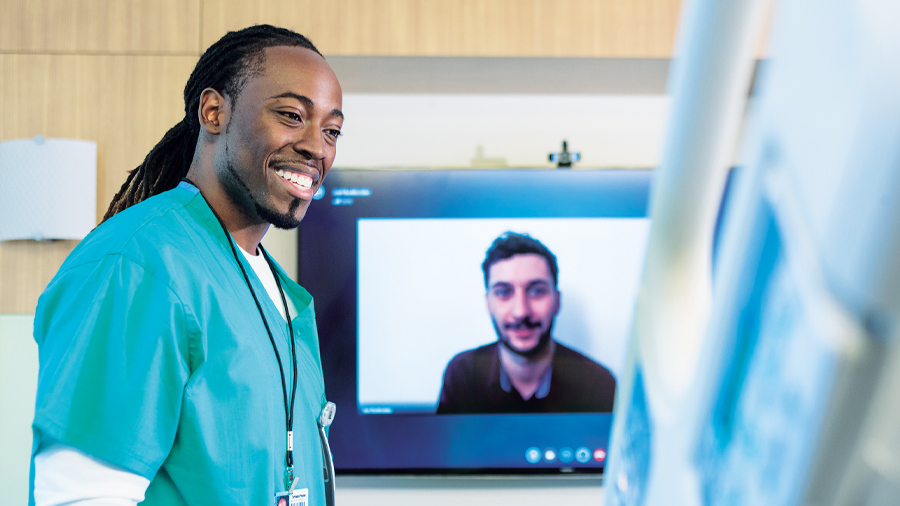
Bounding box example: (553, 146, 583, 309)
(185, 180, 299, 487)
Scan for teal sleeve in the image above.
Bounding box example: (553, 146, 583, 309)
(33, 254, 195, 480)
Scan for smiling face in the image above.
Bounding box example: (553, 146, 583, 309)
(214, 45, 343, 229)
(486, 253, 561, 357)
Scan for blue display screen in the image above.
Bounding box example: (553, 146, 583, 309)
(298, 169, 653, 474)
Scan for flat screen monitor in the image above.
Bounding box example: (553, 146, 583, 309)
(298, 168, 652, 474)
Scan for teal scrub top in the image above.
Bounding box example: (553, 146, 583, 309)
(31, 182, 329, 505)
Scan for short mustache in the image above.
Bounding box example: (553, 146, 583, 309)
(504, 318, 541, 330)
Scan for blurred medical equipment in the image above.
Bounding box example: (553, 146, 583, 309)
(605, 0, 900, 504)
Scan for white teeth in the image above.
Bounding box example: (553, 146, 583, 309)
(276, 169, 313, 190)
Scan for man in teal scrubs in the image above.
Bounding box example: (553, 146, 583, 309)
(30, 25, 343, 505)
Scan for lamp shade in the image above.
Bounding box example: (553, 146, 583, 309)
(0, 136, 97, 241)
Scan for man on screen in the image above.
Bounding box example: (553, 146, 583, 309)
(437, 232, 617, 414)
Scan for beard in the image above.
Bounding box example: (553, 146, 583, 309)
(220, 142, 304, 230)
(493, 317, 554, 359)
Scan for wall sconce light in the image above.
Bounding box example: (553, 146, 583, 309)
(0, 136, 97, 241)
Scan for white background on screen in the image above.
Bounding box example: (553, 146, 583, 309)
(357, 217, 651, 410)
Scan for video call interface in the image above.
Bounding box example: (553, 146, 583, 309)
(299, 169, 652, 473)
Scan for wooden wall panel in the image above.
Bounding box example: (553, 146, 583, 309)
(0, 54, 197, 313)
(0, 0, 201, 53)
(0, 240, 79, 315)
(203, 0, 681, 57)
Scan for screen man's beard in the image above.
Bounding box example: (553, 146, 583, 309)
(493, 319, 554, 359)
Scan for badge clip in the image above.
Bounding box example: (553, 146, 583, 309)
(285, 466, 294, 490)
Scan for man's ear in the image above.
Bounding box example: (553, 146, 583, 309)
(198, 88, 227, 135)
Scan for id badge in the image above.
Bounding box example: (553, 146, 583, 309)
(274, 487, 308, 506)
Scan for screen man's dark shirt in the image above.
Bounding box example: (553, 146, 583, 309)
(436, 341, 617, 414)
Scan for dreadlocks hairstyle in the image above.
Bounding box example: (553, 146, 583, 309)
(102, 25, 322, 222)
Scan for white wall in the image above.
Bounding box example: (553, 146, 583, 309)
(0, 314, 38, 506)
(334, 93, 669, 169)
